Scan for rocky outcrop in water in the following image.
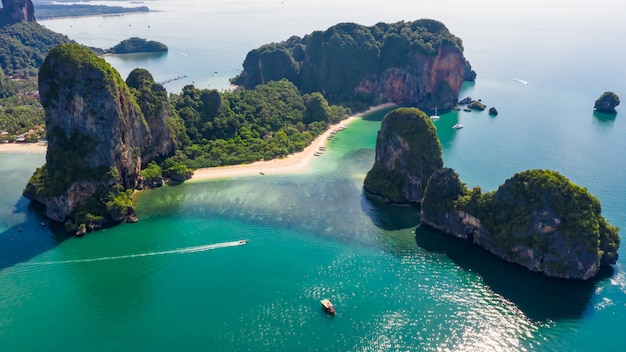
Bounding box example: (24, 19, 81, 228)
(363, 107, 443, 203)
(0, 0, 35, 24)
(421, 168, 620, 280)
(594, 91, 620, 114)
(24, 43, 176, 233)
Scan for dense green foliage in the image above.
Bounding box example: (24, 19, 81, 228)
(163, 79, 350, 170)
(108, 37, 168, 54)
(421, 167, 468, 222)
(39, 43, 131, 111)
(0, 22, 73, 76)
(0, 73, 45, 139)
(126, 68, 188, 148)
(35, 4, 149, 20)
(232, 19, 466, 109)
(140, 161, 163, 184)
(451, 169, 620, 267)
(65, 183, 134, 233)
(363, 107, 443, 203)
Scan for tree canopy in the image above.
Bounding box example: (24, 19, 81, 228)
(232, 19, 469, 109)
(163, 79, 350, 171)
(108, 37, 168, 54)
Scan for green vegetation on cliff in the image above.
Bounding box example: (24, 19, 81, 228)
(108, 37, 168, 54)
(364, 107, 443, 203)
(39, 43, 132, 112)
(422, 168, 620, 278)
(0, 66, 46, 140)
(232, 19, 473, 110)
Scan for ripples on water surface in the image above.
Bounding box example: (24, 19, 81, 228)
(2, 0, 626, 350)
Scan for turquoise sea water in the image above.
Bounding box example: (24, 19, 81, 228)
(2, 0, 626, 350)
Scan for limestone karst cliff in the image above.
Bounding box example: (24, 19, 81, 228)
(232, 19, 475, 110)
(363, 107, 443, 203)
(0, 0, 35, 24)
(421, 168, 620, 280)
(24, 43, 176, 233)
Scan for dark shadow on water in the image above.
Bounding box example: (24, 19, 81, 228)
(361, 105, 399, 122)
(0, 200, 71, 271)
(415, 225, 608, 322)
(592, 110, 616, 129)
(361, 192, 421, 231)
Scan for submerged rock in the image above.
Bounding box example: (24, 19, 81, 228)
(488, 107, 498, 115)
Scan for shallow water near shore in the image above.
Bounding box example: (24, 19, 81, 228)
(2, 0, 626, 350)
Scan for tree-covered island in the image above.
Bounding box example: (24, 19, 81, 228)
(106, 37, 168, 54)
(365, 107, 620, 280)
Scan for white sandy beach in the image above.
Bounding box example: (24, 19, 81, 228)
(0, 141, 47, 154)
(0, 103, 394, 180)
(190, 103, 395, 181)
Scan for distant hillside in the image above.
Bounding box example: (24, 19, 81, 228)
(0, 21, 73, 75)
(34, 3, 149, 20)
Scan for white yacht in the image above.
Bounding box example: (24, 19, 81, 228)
(430, 107, 440, 120)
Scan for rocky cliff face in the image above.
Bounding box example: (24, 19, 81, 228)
(363, 107, 443, 203)
(421, 168, 620, 280)
(0, 0, 35, 24)
(232, 20, 475, 110)
(125, 68, 177, 168)
(356, 44, 467, 109)
(24, 43, 176, 229)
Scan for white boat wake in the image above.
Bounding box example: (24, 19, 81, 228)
(21, 241, 246, 265)
(511, 78, 529, 85)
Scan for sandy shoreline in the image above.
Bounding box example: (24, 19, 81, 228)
(190, 103, 395, 181)
(0, 103, 395, 180)
(0, 142, 47, 154)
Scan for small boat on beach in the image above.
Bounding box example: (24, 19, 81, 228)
(453, 124, 463, 129)
(320, 299, 336, 315)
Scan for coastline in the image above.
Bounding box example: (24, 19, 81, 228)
(0, 103, 395, 179)
(0, 142, 47, 154)
(189, 103, 395, 182)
